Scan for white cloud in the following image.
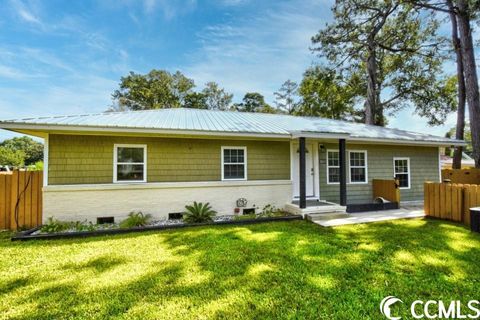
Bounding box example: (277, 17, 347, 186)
(9, 0, 43, 26)
(184, 0, 329, 102)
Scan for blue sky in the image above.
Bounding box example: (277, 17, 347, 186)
(0, 0, 464, 141)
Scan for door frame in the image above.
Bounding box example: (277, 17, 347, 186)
(290, 140, 320, 200)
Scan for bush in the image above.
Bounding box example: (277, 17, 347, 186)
(120, 211, 152, 228)
(40, 217, 71, 233)
(258, 204, 280, 217)
(183, 202, 217, 223)
(72, 220, 96, 232)
(40, 218, 98, 233)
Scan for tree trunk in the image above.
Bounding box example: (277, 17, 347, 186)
(457, 0, 480, 168)
(365, 38, 377, 125)
(447, 0, 466, 169)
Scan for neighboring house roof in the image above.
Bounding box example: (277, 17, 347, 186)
(441, 153, 475, 168)
(0, 108, 465, 146)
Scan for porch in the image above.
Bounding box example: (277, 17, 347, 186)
(288, 135, 401, 217)
(306, 202, 425, 227)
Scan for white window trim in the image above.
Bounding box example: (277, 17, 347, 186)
(326, 149, 340, 185)
(113, 144, 147, 183)
(348, 150, 368, 184)
(221, 146, 247, 181)
(393, 157, 411, 189)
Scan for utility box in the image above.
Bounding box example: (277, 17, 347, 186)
(470, 207, 480, 233)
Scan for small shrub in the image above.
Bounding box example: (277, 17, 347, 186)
(40, 217, 71, 233)
(120, 211, 152, 228)
(72, 220, 96, 232)
(259, 204, 279, 217)
(183, 202, 217, 223)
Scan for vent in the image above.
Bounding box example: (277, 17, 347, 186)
(97, 217, 114, 224)
(168, 212, 183, 220)
(242, 208, 255, 215)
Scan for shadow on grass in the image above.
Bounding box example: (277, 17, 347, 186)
(1, 218, 480, 319)
(62, 255, 128, 273)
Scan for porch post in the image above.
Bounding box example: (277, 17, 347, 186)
(299, 137, 307, 209)
(339, 138, 347, 206)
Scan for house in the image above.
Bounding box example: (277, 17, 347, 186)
(0, 108, 464, 223)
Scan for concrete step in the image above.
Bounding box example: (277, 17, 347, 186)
(305, 212, 350, 222)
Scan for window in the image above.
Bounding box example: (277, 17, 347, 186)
(221, 147, 247, 180)
(114, 144, 147, 183)
(327, 150, 340, 184)
(394, 157, 410, 189)
(349, 151, 367, 183)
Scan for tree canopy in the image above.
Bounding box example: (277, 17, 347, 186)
(202, 82, 233, 111)
(0, 136, 43, 166)
(233, 92, 276, 113)
(111, 70, 195, 110)
(297, 66, 363, 120)
(111, 71, 235, 112)
(311, 0, 454, 126)
(274, 80, 299, 114)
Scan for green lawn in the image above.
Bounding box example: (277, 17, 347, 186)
(0, 218, 479, 319)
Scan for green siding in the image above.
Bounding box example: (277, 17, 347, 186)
(319, 143, 439, 203)
(48, 134, 290, 185)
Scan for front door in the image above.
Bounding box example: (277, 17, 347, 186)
(292, 143, 315, 198)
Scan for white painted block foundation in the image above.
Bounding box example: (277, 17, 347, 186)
(43, 180, 292, 223)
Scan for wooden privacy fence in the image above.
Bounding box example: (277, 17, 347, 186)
(0, 170, 43, 230)
(424, 182, 480, 226)
(372, 179, 400, 203)
(441, 168, 480, 184)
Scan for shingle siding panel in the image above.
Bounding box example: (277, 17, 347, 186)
(319, 143, 438, 203)
(48, 134, 291, 185)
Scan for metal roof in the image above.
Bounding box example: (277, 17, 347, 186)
(0, 108, 464, 145)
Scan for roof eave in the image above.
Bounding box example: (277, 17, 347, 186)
(0, 122, 465, 146)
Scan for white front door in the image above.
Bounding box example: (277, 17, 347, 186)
(292, 143, 315, 198)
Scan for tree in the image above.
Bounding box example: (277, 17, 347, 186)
(184, 92, 208, 109)
(297, 66, 362, 120)
(312, 1, 451, 126)
(233, 92, 276, 113)
(1, 136, 43, 165)
(447, 123, 472, 156)
(111, 70, 195, 110)
(447, 0, 467, 169)
(274, 80, 299, 114)
(456, 0, 480, 167)
(409, 0, 480, 167)
(202, 82, 233, 110)
(0, 146, 25, 167)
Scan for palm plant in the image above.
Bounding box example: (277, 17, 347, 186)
(120, 211, 152, 228)
(183, 202, 217, 223)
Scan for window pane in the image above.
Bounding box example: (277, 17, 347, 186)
(224, 149, 244, 163)
(328, 167, 340, 183)
(350, 152, 365, 167)
(328, 152, 339, 166)
(396, 173, 409, 188)
(223, 149, 231, 163)
(350, 167, 366, 182)
(395, 160, 408, 173)
(224, 164, 245, 179)
(117, 147, 144, 163)
(117, 164, 144, 181)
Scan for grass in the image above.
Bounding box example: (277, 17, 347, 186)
(0, 218, 479, 319)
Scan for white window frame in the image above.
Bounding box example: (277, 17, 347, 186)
(221, 146, 247, 181)
(326, 150, 340, 185)
(348, 150, 368, 184)
(393, 157, 411, 189)
(113, 144, 147, 183)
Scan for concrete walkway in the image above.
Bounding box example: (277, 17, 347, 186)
(310, 205, 425, 227)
